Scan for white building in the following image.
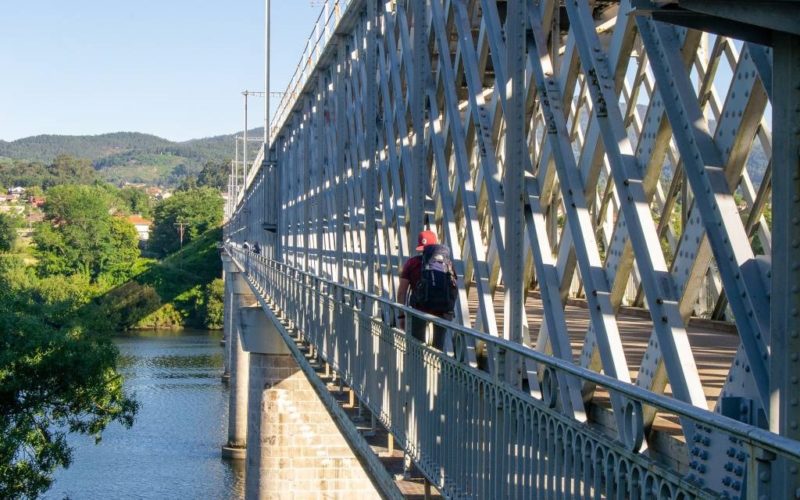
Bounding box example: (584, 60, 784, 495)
(126, 215, 152, 241)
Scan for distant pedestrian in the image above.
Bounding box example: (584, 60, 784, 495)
(242, 240, 250, 251)
(253, 242, 261, 255)
(396, 230, 458, 350)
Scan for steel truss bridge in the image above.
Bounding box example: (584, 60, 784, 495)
(224, 0, 800, 497)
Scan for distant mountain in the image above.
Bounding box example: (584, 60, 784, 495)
(0, 128, 265, 186)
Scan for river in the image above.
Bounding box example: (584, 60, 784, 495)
(45, 330, 244, 500)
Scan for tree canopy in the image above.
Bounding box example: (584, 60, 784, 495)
(0, 258, 137, 498)
(0, 213, 19, 253)
(44, 155, 97, 188)
(0, 155, 98, 190)
(34, 185, 139, 283)
(178, 160, 228, 191)
(116, 187, 153, 217)
(149, 188, 222, 256)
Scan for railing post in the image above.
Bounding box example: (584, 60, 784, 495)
(746, 445, 775, 500)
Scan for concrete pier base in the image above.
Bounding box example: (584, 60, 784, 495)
(221, 444, 246, 460)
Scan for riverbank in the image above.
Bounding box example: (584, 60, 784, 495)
(97, 227, 224, 331)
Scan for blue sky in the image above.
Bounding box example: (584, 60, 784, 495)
(0, 1, 322, 141)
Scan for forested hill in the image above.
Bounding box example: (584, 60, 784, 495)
(0, 132, 176, 162)
(0, 128, 265, 186)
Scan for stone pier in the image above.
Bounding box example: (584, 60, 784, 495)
(221, 263, 254, 460)
(236, 299, 383, 499)
(220, 255, 232, 383)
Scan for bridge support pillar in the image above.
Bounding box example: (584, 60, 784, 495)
(220, 255, 232, 383)
(221, 267, 255, 460)
(238, 306, 383, 499)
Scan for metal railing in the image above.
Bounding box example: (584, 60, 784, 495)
(269, 0, 353, 144)
(236, 146, 264, 208)
(230, 0, 352, 216)
(227, 245, 800, 499)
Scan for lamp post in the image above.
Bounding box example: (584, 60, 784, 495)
(264, 0, 270, 151)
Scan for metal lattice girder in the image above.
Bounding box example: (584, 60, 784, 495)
(637, 17, 771, 408)
(223, 0, 800, 488)
(564, 0, 715, 430)
(654, 39, 772, 406)
(427, 0, 501, 343)
(527, 3, 642, 431)
(472, 0, 587, 417)
(530, 2, 709, 421)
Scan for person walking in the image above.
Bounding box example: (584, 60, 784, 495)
(397, 230, 458, 350)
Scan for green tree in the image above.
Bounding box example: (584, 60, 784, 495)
(44, 155, 97, 188)
(34, 185, 139, 282)
(25, 185, 44, 198)
(177, 174, 198, 192)
(0, 160, 49, 188)
(149, 188, 222, 256)
(0, 261, 137, 498)
(203, 278, 224, 329)
(117, 187, 153, 217)
(0, 213, 19, 252)
(196, 160, 228, 190)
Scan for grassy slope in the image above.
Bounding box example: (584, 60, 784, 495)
(136, 227, 223, 328)
(98, 153, 189, 184)
(97, 227, 223, 330)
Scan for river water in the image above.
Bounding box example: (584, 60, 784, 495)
(45, 330, 244, 500)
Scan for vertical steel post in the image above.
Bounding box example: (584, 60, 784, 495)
(276, 137, 285, 263)
(503, 0, 526, 387)
(335, 39, 347, 284)
(364, 0, 377, 306)
(229, 159, 234, 220)
(770, 31, 800, 498)
(409, 0, 426, 236)
(243, 91, 249, 188)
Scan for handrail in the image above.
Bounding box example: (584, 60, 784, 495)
(235, 146, 265, 209)
(269, 0, 355, 145)
(227, 245, 800, 464)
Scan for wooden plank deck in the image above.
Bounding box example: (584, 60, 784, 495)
(467, 287, 739, 434)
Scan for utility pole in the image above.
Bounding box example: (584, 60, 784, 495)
(175, 220, 188, 249)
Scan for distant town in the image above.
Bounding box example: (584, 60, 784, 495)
(0, 183, 174, 246)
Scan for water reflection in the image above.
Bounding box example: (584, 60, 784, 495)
(45, 330, 244, 500)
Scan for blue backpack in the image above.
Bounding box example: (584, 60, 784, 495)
(411, 244, 457, 313)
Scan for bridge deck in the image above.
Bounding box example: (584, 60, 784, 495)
(468, 287, 739, 433)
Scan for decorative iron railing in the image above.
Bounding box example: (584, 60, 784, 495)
(229, 245, 800, 499)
